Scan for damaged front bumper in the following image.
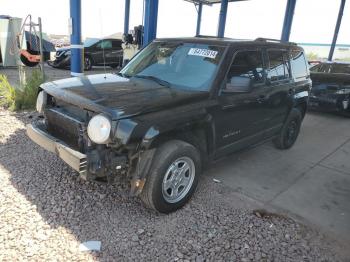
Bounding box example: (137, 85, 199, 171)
(309, 94, 350, 113)
(47, 56, 70, 69)
(27, 120, 156, 195)
(26, 121, 89, 179)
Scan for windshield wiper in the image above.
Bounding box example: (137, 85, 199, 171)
(116, 72, 130, 78)
(132, 74, 171, 87)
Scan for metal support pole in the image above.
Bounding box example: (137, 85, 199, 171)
(124, 0, 130, 35)
(38, 17, 45, 81)
(217, 0, 228, 38)
(143, 0, 159, 47)
(196, 3, 203, 36)
(70, 0, 83, 76)
(281, 0, 297, 42)
(328, 0, 346, 61)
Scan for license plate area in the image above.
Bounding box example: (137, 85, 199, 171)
(45, 108, 84, 150)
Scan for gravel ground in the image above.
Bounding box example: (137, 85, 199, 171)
(0, 108, 347, 261)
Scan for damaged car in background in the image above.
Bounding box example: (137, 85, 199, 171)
(48, 38, 123, 70)
(27, 37, 310, 213)
(309, 62, 350, 116)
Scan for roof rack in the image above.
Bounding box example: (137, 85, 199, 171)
(196, 35, 218, 38)
(185, 0, 247, 6)
(255, 38, 297, 45)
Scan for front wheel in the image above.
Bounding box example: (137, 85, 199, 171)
(273, 108, 302, 149)
(140, 140, 201, 213)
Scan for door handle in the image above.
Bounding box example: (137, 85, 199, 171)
(222, 104, 236, 110)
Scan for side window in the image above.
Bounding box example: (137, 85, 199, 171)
(112, 40, 122, 49)
(97, 40, 112, 49)
(267, 50, 290, 81)
(290, 50, 308, 79)
(226, 50, 265, 87)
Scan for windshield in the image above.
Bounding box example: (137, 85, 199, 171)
(120, 41, 226, 91)
(84, 38, 99, 47)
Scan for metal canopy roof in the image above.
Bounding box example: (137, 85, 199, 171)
(185, 0, 246, 6)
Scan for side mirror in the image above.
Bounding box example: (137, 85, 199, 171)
(223, 76, 253, 93)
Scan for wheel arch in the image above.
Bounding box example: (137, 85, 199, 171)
(141, 123, 215, 165)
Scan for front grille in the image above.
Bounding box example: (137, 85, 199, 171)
(45, 107, 87, 152)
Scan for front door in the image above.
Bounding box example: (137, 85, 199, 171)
(212, 49, 272, 157)
(91, 39, 113, 65)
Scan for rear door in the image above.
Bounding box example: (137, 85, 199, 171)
(265, 49, 294, 130)
(111, 40, 123, 66)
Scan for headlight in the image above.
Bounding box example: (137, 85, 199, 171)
(87, 114, 111, 144)
(65, 50, 71, 56)
(36, 91, 47, 113)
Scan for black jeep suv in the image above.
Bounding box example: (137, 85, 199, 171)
(27, 37, 311, 213)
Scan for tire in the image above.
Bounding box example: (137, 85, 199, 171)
(20, 51, 39, 67)
(84, 56, 93, 71)
(140, 140, 201, 213)
(273, 108, 302, 150)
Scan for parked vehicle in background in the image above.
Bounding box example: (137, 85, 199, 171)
(48, 38, 123, 70)
(309, 62, 350, 116)
(27, 37, 310, 213)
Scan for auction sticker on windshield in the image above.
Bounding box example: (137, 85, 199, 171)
(188, 48, 218, 59)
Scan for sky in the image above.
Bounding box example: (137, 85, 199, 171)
(1, 0, 349, 44)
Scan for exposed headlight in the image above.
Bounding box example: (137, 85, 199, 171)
(87, 114, 111, 144)
(36, 91, 47, 113)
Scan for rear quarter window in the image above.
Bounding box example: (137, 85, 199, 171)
(267, 50, 290, 81)
(290, 50, 309, 80)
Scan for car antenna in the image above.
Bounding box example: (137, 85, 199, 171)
(99, 9, 107, 79)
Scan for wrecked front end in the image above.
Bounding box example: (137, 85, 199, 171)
(26, 91, 155, 195)
(309, 85, 350, 114)
(309, 73, 350, 115)
(47, 48, 71, 69)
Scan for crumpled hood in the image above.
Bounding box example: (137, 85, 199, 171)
(40, 73, 208, 120)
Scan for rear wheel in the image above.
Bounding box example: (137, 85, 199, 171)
(273, 108, 302, 149)
(140, 140, 201, 213)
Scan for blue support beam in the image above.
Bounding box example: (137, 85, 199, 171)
(217, 0, 228, 38)
(196, 3, 203, 36)
(328, 0, 346, 61)
(69, 0, 83, 76)
(124, 0, 130, 35)
(281, 0, 297, 42)
(143, 0, 159, 47)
